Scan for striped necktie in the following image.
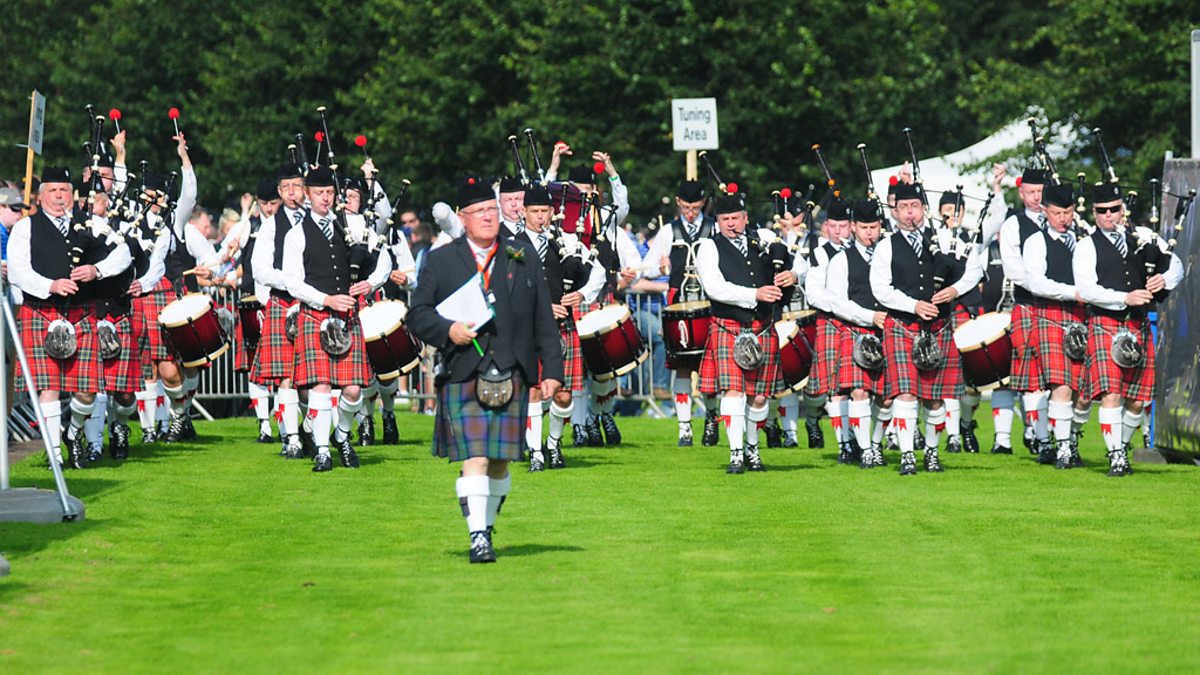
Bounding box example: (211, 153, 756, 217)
(907, 231, 923, 258)
(1111, 232, 1126, 257)
(686, 219, 700, 240)
(1062, 231, 1076, 253)
(319, 217, 334, 241)
(732, 236, 748, 256)
(54, 216, 69, 237)
(535, 232, 548, 262)
(864, 243, 875, 263)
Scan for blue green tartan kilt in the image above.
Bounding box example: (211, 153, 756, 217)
(1009, 302, 1040, 392)
(433, 370, 529, 462)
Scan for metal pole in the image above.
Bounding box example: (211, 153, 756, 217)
(1192, 29, 1200, 159)
(1, 264, 9, 489)
(2, 295, 78, 517)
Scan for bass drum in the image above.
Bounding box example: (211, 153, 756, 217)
(775, 319, 814, 394)
(661, 300, 711, 371)
(159, 293, 230, 367)
(577, 304, 647, 381)
(953, 311, 1013, 391)
(358, 300, 422, 381)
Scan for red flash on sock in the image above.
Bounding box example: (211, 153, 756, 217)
(675, 393, 689, 404)
(1027, 411, 1039, 423)
(849, 417, 861, 428)
(992, 408, 1000, 418)
(896, 419, 908, 430)
(1100, 423, 1114, 436)
(137, 400, 146, 412)
(935, 423, 946, 433)
(308, 409, 318, 419)
(720, 415, 731, 427)
(156, 396, 165, 407)
(275, 406, 284, 422)
(830, 417, 843, 429)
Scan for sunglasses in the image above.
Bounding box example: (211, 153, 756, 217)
(1093, 204, 1122, 214)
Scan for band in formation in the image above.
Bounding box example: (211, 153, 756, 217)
(4, 109, 1188, 564)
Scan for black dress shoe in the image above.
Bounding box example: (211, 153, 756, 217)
(300, 426, 317, 458)
(87, 443, 103, 464)
(284, 436, 305, 460)
(745, 446, 765, 472)
(726, 455, 745, 474)
(806, 418, 825, 449)
(961, 420, 980, 453)
(836, 442, 854, 465)
(528, 451, 546, 472)
(67, 432, 88, 469)
(381, 410, 399, 444)
(782, 433, 799, 448)
(571, 423, 588, 447)
(357, 416, 375, 447)
(110, 422, 131, 460)
(990, 441, 1013, 455)
(600, 412, 621, 445)
(1036, 439, 1056, 465)
(1023, 426, 1035, 452)
(701, 410, 720, 446)
(181, 415, 198, 440)
(469, 530, 497, 563)
(257, 420, 274, 444)
(547, 437, 566, 469)
(677, 425, 693, 447)
(923, 447, 944, 472)
(899, 451, 917, 476)
(336, 433, 360, 468)
(764, 420, 782, 448)
(585, 415, 604, 447)
(312, 453, 333, 472)
(163, 413, 187, 444)
(945, 435, 963, 453)
(142, 426, 158, 444)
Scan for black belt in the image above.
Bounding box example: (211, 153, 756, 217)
(270, 289, 294, 302)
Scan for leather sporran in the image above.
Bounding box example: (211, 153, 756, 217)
(475, 366, 515, 410)
(1111, 327, 1145, 369)
(912, 329, 944, 372)
(852, 332, 885, 371)
(319, 317, 352, 356)
(96, 319, 122, 360)
(732, 329, 765, 371)
(45, 319, 78, 360)
(285, 303, 300, 342)
(1063, 321, 1088, 362)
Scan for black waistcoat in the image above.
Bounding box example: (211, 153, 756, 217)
(668, 216, 713, 290)
(845, 245, 880, 312)
(888, 229, 944, 321)
(28, 211, 75, 282)
(982, 239, 1006, 311)
(1013, 210, 1042, 304)
(711, 235, 774, 325)
(271, 209, 300, 300)
(1043, 230, 1075, 286)
(301, 216, 352, 296)
(238, 215, 261, 295)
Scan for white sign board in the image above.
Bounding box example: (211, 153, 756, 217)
(28, 90, 46, 156)
(672, 98, 719, 151)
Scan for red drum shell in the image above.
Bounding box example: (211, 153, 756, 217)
(662, 300, 711, 371)
(954, 312, 1013, 391)
(359, 301, 422, 381)
(159, 294, 230, 368)
(577, 305, 648, 381)
(776, 321, 815, 394)
(238, 295, 264, 345)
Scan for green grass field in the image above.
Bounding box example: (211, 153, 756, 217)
(2, 410, 1199, 673)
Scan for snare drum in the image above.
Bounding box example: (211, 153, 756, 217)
(358, 300, 422, 381)
(661, 300, 711, 370)
(238, 295, 264, 345)
(159, 293, 230, 367)
(577, 304, 648, 381)
(775, 319, 815, 394)
(953, 311, 1012, 391)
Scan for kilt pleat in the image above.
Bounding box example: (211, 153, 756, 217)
(17, 304, 100, 393)
(883, 316, 962, 400)
(1034, 303, 1088, 392)
(1085, 315, 1155, 401)
(433, 371, 529, 462)
(253, 295, 297, 384)
(539, 323, 584, 392)
(803, 314, 840, 397)
(291, 307, 372, 388)
(131, 279, 178, 379)
(835, 324, 887, 395)
(1008, 303, 1040, 392)
(698, 318, 781, 398)
(98, 312, 140, 393)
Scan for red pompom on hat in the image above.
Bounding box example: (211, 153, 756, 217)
(726, 182, 739, 195)
(780, 187, 792, 199)
(888, 175, 899, 186)
(108, 108, 122, 121)
(354, 135, 368, 148)
(314, 131, 325, 143)
(1015, 176, 1023, 187)
(467, 177, 476, 185)
(167, 107, 180, 119)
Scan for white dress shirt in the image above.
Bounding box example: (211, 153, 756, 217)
(282, 212, 392, 309)
(998, 207, 1043, 291)
(825, 242, 879, 327)
(803, 236, 842, 312)
(1073, 226, 1183, 311)
(695, 233, 761, 310)
(1023, 228, 1077, 302)
(251, 206, 306, 293)
(7, 213, 132, 301)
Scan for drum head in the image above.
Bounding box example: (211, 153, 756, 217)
(360, 300, 408, 340)
(160, 293, 213, 328)
(664, 300, 711, 316)
(241, 294, 259, 305)
(782, 309, 816, 323)
(577, 304, 630, 337)
(953, 311, 1011, 353)
(774, 320, 798, 345)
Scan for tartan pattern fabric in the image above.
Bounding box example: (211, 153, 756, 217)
(1008, 303, 1040, 392)
(835, 324, 887, 395)
(539, 324, 584, 392)
(1085, 314, 1156, 402)
(291, 307, 372, 388)
(98, 312, 140, 393)
(432, 370, 529, 462)
(17, 304, 100, 393)
(131, 279, 178, 377)
(252, 295, 297, 384)
(698, 318, 781, 398)
(883, 315, 963, 400)
(1035, 303, 1089, 392)
(803, 313, 841, 397)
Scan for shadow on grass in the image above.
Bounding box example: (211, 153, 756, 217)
(444, 543, 585, 559)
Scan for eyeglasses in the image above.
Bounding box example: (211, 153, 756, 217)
(1093, 204, 1123, 214)
(6, 205, 24, 212)
(460, 206, 499, 217)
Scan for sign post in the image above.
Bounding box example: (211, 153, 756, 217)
(672, 98, 719, 181)
(23, 90, 46, 213)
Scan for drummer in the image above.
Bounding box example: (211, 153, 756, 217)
(998, 168, 1051, 458)
(768, 191, 815, 448)
(251, 162, 308, 458)
(1074, 182, 1183, 477)
(869, 182, 977, 475)
(802, 197, 852, 459)
(696, 185, 796, 474)
(496, 176, 526, 239)
(516, 184, 603, 470)
(642, 179, 721, 448)
(1022, 183, 1090, 469)
(282, 165, 391, 472)
(825, 199, 891, 469)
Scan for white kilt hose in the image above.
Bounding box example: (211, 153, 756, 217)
(1085, 313, 1156, 402)
(883, 315, 963, 401)
(698, 317, 781, 398)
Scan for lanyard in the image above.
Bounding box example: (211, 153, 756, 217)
(476, 243, 499, 288)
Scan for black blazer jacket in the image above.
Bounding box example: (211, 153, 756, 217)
(408, 236, 564, 386)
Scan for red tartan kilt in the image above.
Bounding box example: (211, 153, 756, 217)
(17, 304, 101, 393)
(803, 314, 841, 397)
(1034, 303, 1088, 392)
(835, 324, 887, 394)
(539, 325, 584, 392)
(1008, 303, 1041, 392)
(98, 312, 140, 393)
(883, 315, 963, 400)
(234, 316, 258, 373)
(291, 307, 371, 387)
(131, 279, 178, 373)
(253, 295, 297, 384)
(1085, 315, 1156, 402)
(698, 318, 781, 398)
